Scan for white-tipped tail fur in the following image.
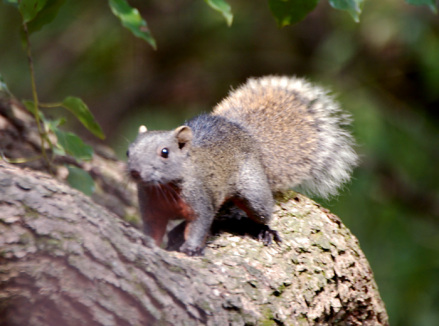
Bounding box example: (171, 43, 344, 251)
(213, 76, 358, 198)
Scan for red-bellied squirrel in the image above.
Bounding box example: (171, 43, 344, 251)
(127, 76, 358, 256)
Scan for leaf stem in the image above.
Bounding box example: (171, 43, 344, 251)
(39, 102, 63, 108)
(21, 15, 51, 167)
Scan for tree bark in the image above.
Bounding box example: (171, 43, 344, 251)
(0, 92, 388, 325)
(0, 161, 388, 326)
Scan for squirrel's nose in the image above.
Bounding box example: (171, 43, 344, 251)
(130, 169, 141, 181)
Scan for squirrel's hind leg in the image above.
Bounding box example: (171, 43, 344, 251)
(235, 160, 274, 224)
(232, 160, 281, 245)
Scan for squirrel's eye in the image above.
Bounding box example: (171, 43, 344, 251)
(126, 149, 130, 157)
(160, 148, 169, 158)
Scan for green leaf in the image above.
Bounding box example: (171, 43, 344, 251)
(66, 165, 95, 196)
(204, 0, 233, 26)
(268, 0, 319, 27)
(61, 96, 105, 140)
(44, 117, 65, 137)
(329, 0, 364, 22)
(23, 99, 41, 117)
(44, 117, 66, 129)
(405, 0, 438, 14)
(44, 118, 66, 156)
(54, 128, 94, 160)
(26, 0, 67, 35)
(18, 0, 48, 23)
(108, 0, 157, 50)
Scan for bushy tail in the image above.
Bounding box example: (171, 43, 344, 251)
(212, 76, 358, 198)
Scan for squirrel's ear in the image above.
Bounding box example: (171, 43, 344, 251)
(174, 126, 193, 149)
(138, 125, 147, 134)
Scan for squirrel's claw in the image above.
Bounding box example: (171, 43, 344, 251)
(179, 242, 205, 257)
(258, 226, 282, 246)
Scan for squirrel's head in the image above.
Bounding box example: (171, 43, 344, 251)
(127, 125, 193, 186)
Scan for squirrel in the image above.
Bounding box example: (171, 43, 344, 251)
(127, 76, 358, 256)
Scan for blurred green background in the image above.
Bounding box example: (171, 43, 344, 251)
(1, 0, 438, 324)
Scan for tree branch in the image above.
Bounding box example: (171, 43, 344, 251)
(0, 161, 388, 325)
(0, 93, 388, 325)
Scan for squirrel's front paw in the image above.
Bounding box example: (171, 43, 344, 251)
(179, 243, 204, 256)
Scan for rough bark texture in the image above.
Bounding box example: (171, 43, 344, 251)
(0, 162, 388, 325)
(0, 92, 389, 325)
